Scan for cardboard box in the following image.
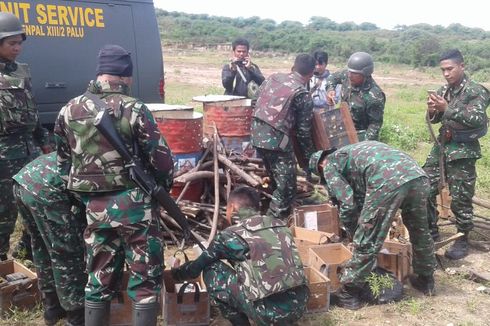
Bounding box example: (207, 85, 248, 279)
(290, 226, 335, 265)
(162, 270, 210, 326)
(293, 203, 340, 235)
(308, 243, 352, 292)
(304, 267, 330, 312)
(377, 240, 412, 282)
(0, 259, 40, 316)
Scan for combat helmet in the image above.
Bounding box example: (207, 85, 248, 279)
(0, 12, 26, 40)
(347, 52, 373, 77)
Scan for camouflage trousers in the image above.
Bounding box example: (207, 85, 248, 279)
(81, 189, 164, 303)
(256, 148, 296, 221)
(13, 183, 87, 311)
(341, 177, 436, 287)
(0, 157, 34, 257)
(203, 261, 309, 326)
(423, 157, 477, 234)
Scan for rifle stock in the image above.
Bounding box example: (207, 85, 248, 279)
(93, 107, 205, 250)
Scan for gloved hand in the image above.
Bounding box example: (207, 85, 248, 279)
(171, 266, 189, 283)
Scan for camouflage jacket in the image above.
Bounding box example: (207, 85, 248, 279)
(251, 72, 315, 161)
(172, 208, 306, 299)
(12, 152, 69, 204)
(222, 62, 265, 97)
(54, 80, 174, 192)
(325, 69, 385, 140)
(321, 141, 427, 229)
(429, 73, 490, 162)
(0, 61, 49, 160)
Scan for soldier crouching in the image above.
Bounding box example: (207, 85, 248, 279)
(171, 186, 309, 325)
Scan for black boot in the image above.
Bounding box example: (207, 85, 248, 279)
(0, 254, 7, 261)
(65, 308, 84, 326)
(85, 300, 110, 326)
(335, 284, 362, 310)
(227, 312, 251, 326)
(445, 234, 469, 260)
(132, 302, 159, 326)
(409, 274, 435, 296)
(42, 292, 66, 326)
(12, 230, 33, 261)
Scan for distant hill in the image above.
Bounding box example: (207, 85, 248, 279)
(156, 10, 490, 82)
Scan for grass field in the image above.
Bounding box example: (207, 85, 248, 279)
(163, 48, 490, 199)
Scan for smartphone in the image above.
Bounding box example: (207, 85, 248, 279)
(427, 90, 437, 96)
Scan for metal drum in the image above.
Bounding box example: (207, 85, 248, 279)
(193, 95, 255, 157)
(147, 104, 204, 202)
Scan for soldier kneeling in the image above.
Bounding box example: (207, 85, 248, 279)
(171, 186, 309, 326)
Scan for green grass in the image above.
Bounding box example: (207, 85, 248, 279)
(163, 51, 490, 200)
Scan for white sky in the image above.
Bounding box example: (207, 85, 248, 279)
(153, 0, 490, 31)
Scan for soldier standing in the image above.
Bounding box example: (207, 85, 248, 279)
(171, 186, 309, 326)
(222, 37, 265, 99)
(309, 141, 437, 310)
(424, 49, 490, 259)
(0, 12, 51, 261)
(13, 152, 86, 326)
(54, 44, 174, 326)
(251, 54, 316, 220)
(325, 51, 385, 141)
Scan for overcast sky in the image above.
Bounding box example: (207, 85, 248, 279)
(153, 0, 490, 31)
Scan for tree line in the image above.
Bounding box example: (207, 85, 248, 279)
(156, 10, 490, 82)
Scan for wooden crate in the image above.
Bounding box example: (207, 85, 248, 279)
(304, 267, 330, 312)
(0, 260, 40, 316)
(293, 203, 340, 235)
(162, 270, 210, 326)
(290, 226, 335, 265)
(308, 243, 353, 292)
(377, 240, 412, 282)
(312, 102, 358, 150)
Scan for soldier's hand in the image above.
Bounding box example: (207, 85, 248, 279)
(41, 145, 53, 154)
(171, 267, 187, 282)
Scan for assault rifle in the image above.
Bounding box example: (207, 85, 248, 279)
(89, 93, 205, 250)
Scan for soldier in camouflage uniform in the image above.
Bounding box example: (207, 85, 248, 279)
(310, 141, 437, 310)
(423, 49, 490, 260)
(13, 152, 86, 326)
(172, 186, 309, 326)
(251, 54, 316, 220)
(0, 12, 51, 261)
(54, 45, 174, 326)
(325, 52, 385, 141)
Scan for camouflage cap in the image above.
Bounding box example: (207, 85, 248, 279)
(309, 148, 337, 180)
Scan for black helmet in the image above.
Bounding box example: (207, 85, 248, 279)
(347, 52, 373, 77)
(0, 12, 26, 41)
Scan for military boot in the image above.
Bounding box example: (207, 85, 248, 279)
(409, 274, 435, 296)
(334, 284, 362, 310)
(12, 230, 33, 261)
(85, 300, 110, 326)
(42, 292, 66, 326)
(132, 302, 159, 326)
(227, 313, 251, 326)
(65, 308, 84, 326)
(445, 233, 469, 260)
